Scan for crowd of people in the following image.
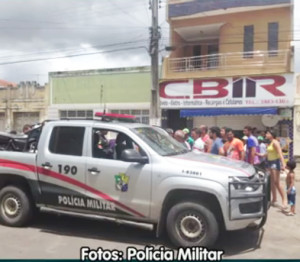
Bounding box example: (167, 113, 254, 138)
(168, 125, 296, 216)
(170, 125, 264, 162)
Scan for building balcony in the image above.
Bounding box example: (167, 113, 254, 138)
(162, 49, 291, 80)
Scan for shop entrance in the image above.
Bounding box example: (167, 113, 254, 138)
(162, 110, 188, 131)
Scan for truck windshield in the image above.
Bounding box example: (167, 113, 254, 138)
(132, 127, 188, 156)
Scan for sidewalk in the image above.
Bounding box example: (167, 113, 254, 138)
(280, 171, 287, 181)
(280, 170, 300, 181)
(221, 181, 300, 259)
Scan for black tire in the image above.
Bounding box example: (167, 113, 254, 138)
(0, 186, 33, 227)
(166, 202, 219, 247)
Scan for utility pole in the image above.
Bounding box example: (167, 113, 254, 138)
(149, 0, 161, 126)
(5, 85, 12, 132)
(100, 84, 106, 114)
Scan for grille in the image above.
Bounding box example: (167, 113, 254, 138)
(239, 201, 262, 214)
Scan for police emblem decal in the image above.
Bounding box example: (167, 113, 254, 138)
(114, 173, 129, 192)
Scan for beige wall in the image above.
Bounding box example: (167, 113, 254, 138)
(0, 82, 48, 132)
(171, 7, 291, 54)
(163, 6, 292, 80)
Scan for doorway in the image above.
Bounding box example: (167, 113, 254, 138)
(207, 44, 219, 69)
(165, 110, 187, 132)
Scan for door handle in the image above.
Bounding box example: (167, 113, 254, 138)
(42, 162, 53, 170)
(88, 168, 101, 175)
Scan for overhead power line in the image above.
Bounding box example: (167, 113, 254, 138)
(45, 2, 151, 23)
(0, 38, 149, 61)
(0, 3, 152, 28)
(0, 25, 150, 31)
(109, 0, 148, 27)
(0, 46, 148, 66)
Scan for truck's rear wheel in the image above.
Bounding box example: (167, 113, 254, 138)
(0, 186, 33, 227)
(166, 202, 219, 247)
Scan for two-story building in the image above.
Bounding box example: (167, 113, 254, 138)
(161, 0, 294, 159)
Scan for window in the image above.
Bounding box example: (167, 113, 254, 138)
(86, 111, 93, 118)
(77, 110, 85, 117)
(59, 110, 93, 119)
(132, 127, 188, 156)
(49, 126, 85, 156)
(60, 111, 67, 118)
(92, 129, 145, 160)
(68, 111, 76, 118)
(141, 116, 149, 124)
(120, 110, 130, 115)
(131, 110, 141, 115)
(244, 25, 254, 58)
(268, 22, 279, 56)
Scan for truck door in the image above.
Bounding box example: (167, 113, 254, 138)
(85, 127, 151, 220)
(36, 125, 88, 211)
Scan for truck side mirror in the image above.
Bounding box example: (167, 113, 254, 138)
(121, 149, 148, 164)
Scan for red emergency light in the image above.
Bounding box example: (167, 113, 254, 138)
(94, 112, 137, 122)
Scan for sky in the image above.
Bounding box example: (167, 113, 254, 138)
(0, 0, 169, 84)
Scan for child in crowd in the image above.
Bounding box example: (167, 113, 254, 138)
(284, 160, 297, 216)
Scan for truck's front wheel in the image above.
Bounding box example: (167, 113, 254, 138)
(166, 202, 219, 247)
(0, 186, 33, 227)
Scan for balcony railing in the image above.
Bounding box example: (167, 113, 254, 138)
(168, 50, 290, 73)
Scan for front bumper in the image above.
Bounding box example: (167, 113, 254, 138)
(228, 170, 270, 222)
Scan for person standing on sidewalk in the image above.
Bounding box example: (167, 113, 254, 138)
(264, 131, 286, 208)
(284, 160, 297, 216)
(242, 136, 248, 152)
(220, 126, 228, 144)
(183, 128, 194, 149)
(200, 125, 212, 153)
(257, 136, 267, 168)
(224, 128, 245, 160)
(174, 130, 191, 150)
(243, 126, 260, 165)
(191, 128, 205, 153)
(209, 127, 224, 156)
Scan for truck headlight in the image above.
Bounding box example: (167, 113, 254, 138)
(245, 186, 255, 192)
(230, 175, 261, 192)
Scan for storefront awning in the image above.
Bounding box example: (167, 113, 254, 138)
(180, 107, 278, 117)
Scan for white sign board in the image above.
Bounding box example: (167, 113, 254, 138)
(160, 74, 294, 109)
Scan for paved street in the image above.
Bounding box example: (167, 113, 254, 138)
(0, 182, 299, 260)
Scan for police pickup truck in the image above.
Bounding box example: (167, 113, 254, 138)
(0, 120, 269, 247)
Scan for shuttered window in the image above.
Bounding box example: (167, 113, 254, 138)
(244, 25, 254, 58)
(59, 110, 93, 119)
(268, 22, 279, 56)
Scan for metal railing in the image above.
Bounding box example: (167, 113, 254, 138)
(168, 50, 290, 73)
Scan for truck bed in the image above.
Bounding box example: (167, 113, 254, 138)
(0, 152, 37, 182)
